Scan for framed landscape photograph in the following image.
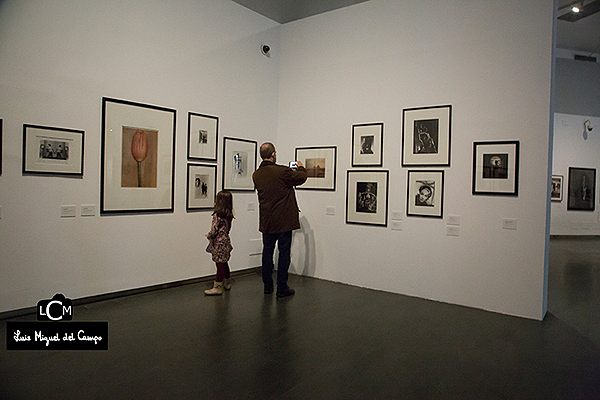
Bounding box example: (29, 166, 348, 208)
(22, 124, 84, 177)
(352, 123, 383, 167)
(187, 112, 218, 162)
(222, 137, 257, 191)
(472, 140, 519, 196)
(101, 97, 176, 215)
(187, 163, 217, 211)
(567, 167, 596, 211)
(407, 170, 444, 219)
(346, 170, 389, 227)
(551, 175, 563, 202)
(402, 105, 451, 167)
(295, 146, 337, 191)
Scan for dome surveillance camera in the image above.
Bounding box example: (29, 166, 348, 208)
(261, 44, 270, 56)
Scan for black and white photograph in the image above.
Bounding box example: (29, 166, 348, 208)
(346, 170, 388, 226)
(22, 124, 84, 176)
(295, 146, 337, 191)
(472, 141, 519, 196)
(187, 163, 217, 211)
(402, 105, 451, 166)
(407, 170, 444, 218)
(352, 123, 383, 167)
(551, 175, 563, 202)
(187, 112, 218, 162)
(567, 167, 595, 211)
(222, 137, 257, 191)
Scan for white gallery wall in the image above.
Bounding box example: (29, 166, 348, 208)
(0, 0, 555, 320)
(277, 0, 554, 320)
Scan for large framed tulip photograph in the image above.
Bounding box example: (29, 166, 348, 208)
(101, 97, 176, 215)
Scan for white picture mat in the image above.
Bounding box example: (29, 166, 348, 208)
(403, 106, 451, 166)
(296, 147, 336, 190)
(474, 143, 518, 193)
(103, 100, 175, 212)
(407, 170, 444, 218)
(353, 124, 383, 166)
(346, 170, 388, 226)
(24, 126, 83, 174)
(187, 164, 216, 209)
(223, 138, 256, 191)
(188, 113, 218, 160)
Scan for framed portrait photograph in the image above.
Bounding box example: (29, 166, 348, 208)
(346, 170, 389, 227)
(187, 112, 218, 162)
(567, 167, 596, 211)
(551, 175, 563, 202)
(407, 170, 444, 219)
(101, 97, 176, 215)
(402, 105, 451, 167)
(352, 123, 383, 167)
(22, 124, 84, 176)
(402, 105, 452, 167)
(187, 163, 217, 212)
(295, 146, 337, 191)
(222, 137, 257, 191)
(472, 141, 519, 196)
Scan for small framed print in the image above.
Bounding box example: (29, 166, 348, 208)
(402, 105, 451, 167)
(22, 124, 84, 176)
(551, 175, 563, 202)
(407, 170, 444, 219)
(567, 167, 596, 211)
(472, 140, 519, 196)
(346, 170, 389, 227)
(352, 123, 383, 167)
(101, 97, 176, 215)
(222, 137, 257, 191)
(187, 112, 218, 162)
(295, 146, 337, 191)
(187, 163, 217, 211)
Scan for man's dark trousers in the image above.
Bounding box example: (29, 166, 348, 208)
(262, 231, 292, 289)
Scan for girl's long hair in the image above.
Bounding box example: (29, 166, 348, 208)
(213, 190, 234, 222)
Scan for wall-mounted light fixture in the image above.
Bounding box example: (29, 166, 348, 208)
(583, 119, 593, 140)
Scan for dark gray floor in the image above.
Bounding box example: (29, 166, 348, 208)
(2, 237, 600, 399)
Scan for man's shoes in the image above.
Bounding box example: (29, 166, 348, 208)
(276, 287, 295, 298)
(264, 284, 274, 294)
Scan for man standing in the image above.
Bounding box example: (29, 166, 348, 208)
(252, 142, 307, 297)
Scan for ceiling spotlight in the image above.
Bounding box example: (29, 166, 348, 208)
(572, 5, 580, 12)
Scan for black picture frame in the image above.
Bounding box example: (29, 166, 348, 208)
(472, 140, 519, 196)
(222, 137, 257, 191)
(101, 97, 177, 215)
(406, 170, 445, 219)
(345, 170, 389, 227)
(567, 167, 596, 211)
(352, 123, 383, 167)
(0, 119, 3, 176)
(295, 146, 337, 191)
(186, 163, 217, 212)
(22, 124, 85, 177)
(402, 105, 452, 167)
(187, 112, 218, 162)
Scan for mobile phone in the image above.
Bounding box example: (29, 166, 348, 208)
(289, 161, 298, 169)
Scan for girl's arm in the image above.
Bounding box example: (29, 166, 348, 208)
(206, 215, 220, 239)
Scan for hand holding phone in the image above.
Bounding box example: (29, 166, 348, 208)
(289, 161, 298, 169)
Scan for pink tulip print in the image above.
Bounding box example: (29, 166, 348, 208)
(121, 127, 158, 188)
(131, 129, 148, 187)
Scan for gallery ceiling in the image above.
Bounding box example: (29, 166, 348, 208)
(232, 0, 600, 55)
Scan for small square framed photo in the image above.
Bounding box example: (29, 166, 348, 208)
(222, 137, 257, 191)
(567, 167, 596, 211)
(407, 170, 444, 219)
(187, 112, 218, 162)
(402, 105, 451, 167)
(352, 123, 383, 167)
(472, 140, 519, 196)
(295, 146, 337, 191)
(346, 170, 389, 227)
(187, 163, 217, 212)
(22, 124, 84, 177)
(551, 175, 563, 202)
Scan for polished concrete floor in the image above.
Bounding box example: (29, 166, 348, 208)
(2, 237, 600, 399)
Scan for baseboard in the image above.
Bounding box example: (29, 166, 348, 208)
(0, 267, 261, 321)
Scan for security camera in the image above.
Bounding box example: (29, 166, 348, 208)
(584, 120, 593, 132)
(261, 44, 270, 56)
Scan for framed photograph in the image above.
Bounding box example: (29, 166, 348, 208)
(352, 123, 383, 167)
(295, 146, 337, 191)
(187, 163, 217, 211)
(346, 170, 389, 227)
(222, 137, 257, 191)
(101, 97, 176, 215)
(567, 167, 596, 211)
(22, 124, 84, 176)
(0, 119, 3, 176)
(187, 112, 218, 162)
(402, 105, 451, 167)
(551, 175, 563, 202)
(472, 141, 519, 196)
(407, 170, 444, 219)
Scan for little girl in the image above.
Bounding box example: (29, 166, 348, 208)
(204, 190, 234, 295)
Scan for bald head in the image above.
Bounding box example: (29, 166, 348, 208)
(260, 142, 276, 161)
